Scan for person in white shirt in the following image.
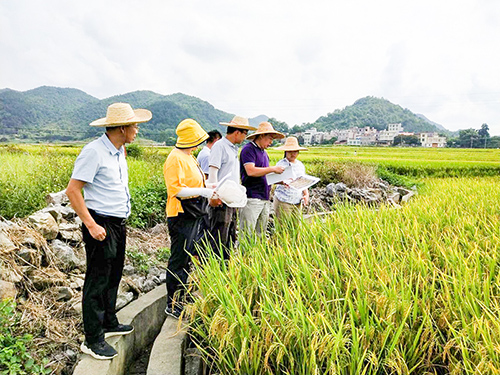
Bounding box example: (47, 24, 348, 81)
(207, 116, 256, 258)
(66, 103, 152, 360)
(197, 130, 222, 178)
(273, 137, 309, 222)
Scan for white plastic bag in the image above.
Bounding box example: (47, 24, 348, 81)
(216, 180, 247, 208)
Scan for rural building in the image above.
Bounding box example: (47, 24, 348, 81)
(420, 132, 447, 148)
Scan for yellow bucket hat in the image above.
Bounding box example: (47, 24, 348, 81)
(175, 119, 208, 148)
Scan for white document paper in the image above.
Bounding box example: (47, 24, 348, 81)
(266, 166, 294, 185)
(287, 175, 320, 191)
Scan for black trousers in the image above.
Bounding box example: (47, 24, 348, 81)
(208, 205, 237, 260)
(166, 213, 207, 306)
(82, 210, 126, 345)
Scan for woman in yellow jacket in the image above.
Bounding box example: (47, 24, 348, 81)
(163, 119, 218, 319)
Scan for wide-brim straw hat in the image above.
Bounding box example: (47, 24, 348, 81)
(246, 121, 285, 141)
(219, 115, 257, 130)
(90, 102, 152, 127)
(275, 136, 308, 151)
(175, 119, 208, 149)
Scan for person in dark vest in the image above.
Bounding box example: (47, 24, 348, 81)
(239, 121, 285, 238)
(66, 103, 152, 360)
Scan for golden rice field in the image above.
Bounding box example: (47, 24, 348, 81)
(190, 176, 500, 375)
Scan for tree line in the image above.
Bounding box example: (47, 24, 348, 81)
(447, 124, 500, 148)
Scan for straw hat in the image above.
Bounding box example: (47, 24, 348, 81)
(90, 102, 152, 127)
(175, 119, 208, 149)
(219, 115, 257, 130)
(275, 136, 308, 151)
(246, 121, 285, 141)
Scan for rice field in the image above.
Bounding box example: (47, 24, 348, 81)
(1, 143, 499, 220)
(1, 143, 499, 373)
(190, 176, 500, 374)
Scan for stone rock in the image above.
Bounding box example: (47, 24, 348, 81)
(30, 268, 66, 290)
(116, 291, 134, 310)
(65, 349, 78, 363)
(50, 240, 85, 271)
(142, 279, 156, 293)
(1, 269, 22, 283)
(376, 181, 390, 191)
(69, 275, 85, 290)
(0, 280, 17, 301)
(0, 220, 18, 231)
(45, 190, 69, 206)
(122, 277, 142, 295)
(150, 223, 167, 236)
(28, 212, 59, 240)
(148, 266, 163, 279)
(387, 192, 401, 204)
(401, 189, 416, 203)
(18, 232, 39, 248)
(0, 231, 17, 254)
(122, 264, 136, 276)
(55, 287, 74, 302)
(40, 206, 63, 224)
(68, 298, 82, 315)
(58, 223, 82, 243)
(16, 248, 42, 266)
(158, 272, 166, 284)
(43, 205, 77, 223)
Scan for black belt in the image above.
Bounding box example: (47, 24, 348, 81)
(88, 209, 127, 225)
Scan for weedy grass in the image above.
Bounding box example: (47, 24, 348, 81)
(189, 177, 500, 374)
(0, 144, 169, 226)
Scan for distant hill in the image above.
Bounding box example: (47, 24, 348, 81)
(0, 88, 448, 143)
(0, 87, 240, 143)
(308, 96, 447, 135)
(249, 115, 268, 127)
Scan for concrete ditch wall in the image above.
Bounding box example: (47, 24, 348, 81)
(146, 318, 187, 375)
(73, 285, 171, 375)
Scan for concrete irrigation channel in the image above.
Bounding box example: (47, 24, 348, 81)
(72, 285, 203, 375)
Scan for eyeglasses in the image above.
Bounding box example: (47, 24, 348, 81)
(240, 130, 248, 135)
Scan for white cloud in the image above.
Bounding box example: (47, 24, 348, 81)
(1, 0, 500, 134)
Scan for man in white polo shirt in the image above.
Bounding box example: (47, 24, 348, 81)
(66, 103, 152, 360)
(206, 116, 256, 259)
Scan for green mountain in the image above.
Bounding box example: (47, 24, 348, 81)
(0, 87, 238, 143)
(308, 96, 447, 134)
(0, 86, 98, 138)
(0, 88, 447, 143)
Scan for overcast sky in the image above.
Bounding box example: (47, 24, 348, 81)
(1, 0, 500, 135)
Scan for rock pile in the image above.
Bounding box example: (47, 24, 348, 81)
(306, 180, 417, 213)
(0, 190, 168, 374)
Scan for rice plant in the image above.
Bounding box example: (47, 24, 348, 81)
(189, 177, 500, 374)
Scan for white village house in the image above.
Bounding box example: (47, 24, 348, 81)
(420, 132, 447, 148)
(294, 123, 447, 147)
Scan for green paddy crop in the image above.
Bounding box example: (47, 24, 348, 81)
(268, 146, 500, 178)
(190, 177, 500, 374)
(0, 144, 170, 225)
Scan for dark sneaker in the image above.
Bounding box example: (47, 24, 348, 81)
(165, 305, 183, 319)
(103, 324, 134, 338)
(81, 340, 118, 360)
